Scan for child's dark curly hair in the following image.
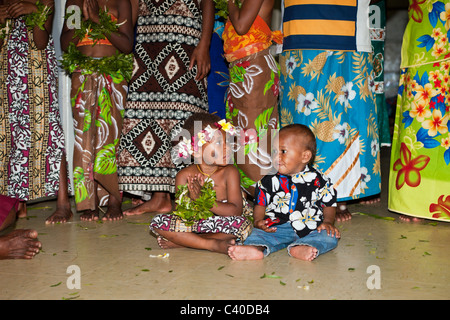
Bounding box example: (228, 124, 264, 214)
(279, 124, 317, 165)
(183, 112, 222, 137)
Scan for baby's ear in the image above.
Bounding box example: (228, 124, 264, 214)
(302, 150, 313, 164)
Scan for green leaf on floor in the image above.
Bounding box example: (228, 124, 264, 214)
(260, 273, 282, 279)
(50, 282, 62, 287)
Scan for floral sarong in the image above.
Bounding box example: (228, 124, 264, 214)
(279, 50, 381, 201)
(388, 0, 450, 221)
(150, 191, 253, 242)
(0, 17, 68, 201)
(71, 70, 127, 211)
(223, 16, 282, 195)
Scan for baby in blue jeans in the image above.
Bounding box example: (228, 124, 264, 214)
(228, 124, 340, 261)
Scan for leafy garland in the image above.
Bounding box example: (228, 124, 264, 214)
(60, 42, 134, 82)
(172, 178, 217, 225)
(25, 1, 52, 31)
(73, 7, 124, 46)
(213, 0, 242, 20)
(1, 1, 51, 40)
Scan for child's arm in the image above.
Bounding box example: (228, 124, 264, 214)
(253, 205, 276, 232)
(228, 0, 265, 35)
(317, 206, 340, 238)
(84, 0, 134, 54)
(209, 166, 243, 217)
(189, 0, 214, 80)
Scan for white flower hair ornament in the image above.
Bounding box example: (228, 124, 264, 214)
(177, 120, 237, 159)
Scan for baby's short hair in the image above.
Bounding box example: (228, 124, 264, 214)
(183, 112, 221, 137)
(279, 124, 317, 164)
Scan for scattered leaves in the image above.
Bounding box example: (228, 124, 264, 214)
(50, 282, 62, 287)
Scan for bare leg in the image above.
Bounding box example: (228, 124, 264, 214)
(155, 229, 235, 254)
(158, 233, 236, 250)
(227, 245, 265, 261)
(289, 245, 318, 261)
(46, 155, 73, 224)
(124, 192, 172, 216)
(80, 181, 100, 221)
(0, 229, 41, 260)
(0, 200, 18, 232)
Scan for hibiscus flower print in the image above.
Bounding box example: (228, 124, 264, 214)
(272, 191, 291, 214)
(289, 208, 321, 232)
(291, 168, 317, 184)
(296, 92, 318, 116)
(359, 167, 371, 192)
(338, 82, 356, 108)
(429, 195, 450, 220)
(285, 55, 297, 76)
(333, 122, 350, 144)
(393, 142, 430, 190)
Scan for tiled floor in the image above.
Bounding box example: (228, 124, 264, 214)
(1, 148, 449, 300)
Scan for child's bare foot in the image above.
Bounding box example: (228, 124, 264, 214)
(336, 203, 352, 222)
(46, 205, 73, 224)
(289, 245, 318, 261)
(228, 245, 264, 260)
(157, 236, 183, 249)
(0, 229, 41, 260)
(124, 192, 172, 216)
(399, 215, 423, 222)
(80, 209, 100, 221)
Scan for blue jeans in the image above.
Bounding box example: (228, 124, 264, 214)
(243, 222, 338, 257)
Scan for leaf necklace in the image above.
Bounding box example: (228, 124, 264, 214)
(196, 164, 218, 178)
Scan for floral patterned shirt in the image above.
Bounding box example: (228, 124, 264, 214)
(254, 165, 337, 238)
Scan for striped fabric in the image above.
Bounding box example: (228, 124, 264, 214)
(283, 0, 370, 52)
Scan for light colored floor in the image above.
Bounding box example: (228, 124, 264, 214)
(1, 148, 449, 300)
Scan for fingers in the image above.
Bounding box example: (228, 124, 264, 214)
(7, 2, 36, 18)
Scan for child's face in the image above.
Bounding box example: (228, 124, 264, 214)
(272, 131, 312, 175)
(197, 130, 233, 166)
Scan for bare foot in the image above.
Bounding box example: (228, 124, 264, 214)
(399, 215, 423, 222)
(0, 229, 41, 260)
(46, 205, 73, 224)
(157, 236, 183, 249)
(210, 238, 236, 254)
(80, 209, 100, 221)
(336, 203, 352, 222)
(360, 196, 381, 205)
(289, 245, 318, 261)
(102, 197, 123, 221)
(228, 245, 264, 261)
(124, 192, 172, 216)
(132, 198, 144, 206)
